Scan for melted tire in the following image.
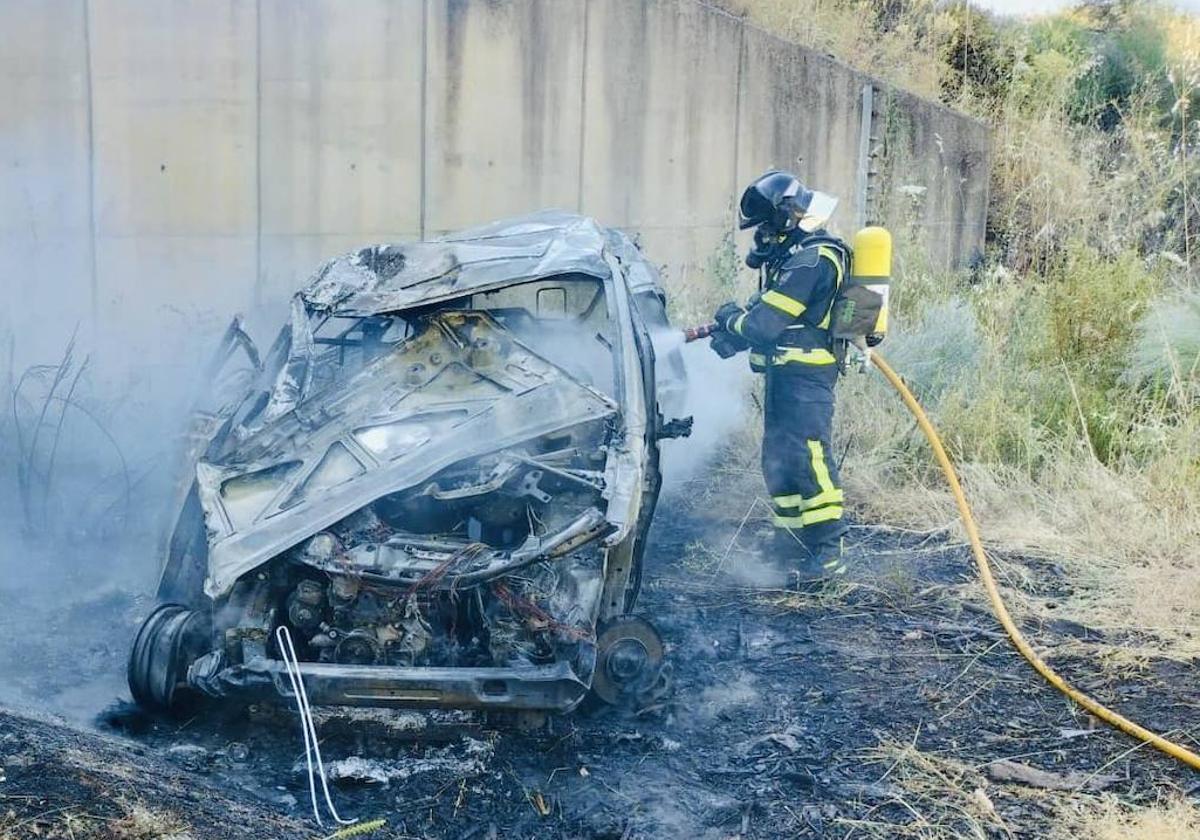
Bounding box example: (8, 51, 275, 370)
(127, 604, 209, 712)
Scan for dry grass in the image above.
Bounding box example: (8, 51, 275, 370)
(838, 736, 1200, 840)
(836, 317, 1200, 658)
(110, 802, 193, 840)
(837, 736, 1011, 839)
(1056, 796, 1200, 840)
(0, 800, 192, 840)
(716, 0, 944, 99)
(844, 446, 1200, 652)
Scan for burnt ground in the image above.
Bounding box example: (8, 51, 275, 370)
(2, 487, 1200, 839)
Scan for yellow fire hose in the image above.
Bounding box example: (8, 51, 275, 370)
(871, 351, 1200, 772)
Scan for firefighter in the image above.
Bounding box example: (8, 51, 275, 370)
(709, 170, 850, 583)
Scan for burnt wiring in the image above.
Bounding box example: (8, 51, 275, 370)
(403, 542, 489, 599)
(492, 580, 591, 642)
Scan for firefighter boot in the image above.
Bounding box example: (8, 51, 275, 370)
(811, 535, 848, 578)
(768, 528, 808, 581)
(789, 535, 848, 590)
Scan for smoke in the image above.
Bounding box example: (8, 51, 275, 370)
(0, 322, 208, 719)
(0, 104, 302, 719)
(0, 263, 289, 721)
(651, 327, 754, 490)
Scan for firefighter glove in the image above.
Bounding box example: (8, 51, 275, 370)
(709, 330, 748, 359)
(713, 301, 746, 333)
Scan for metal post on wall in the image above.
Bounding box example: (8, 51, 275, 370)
(855, 83, 875, 230)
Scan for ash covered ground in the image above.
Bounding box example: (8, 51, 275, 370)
(2, 480, 1198, 839)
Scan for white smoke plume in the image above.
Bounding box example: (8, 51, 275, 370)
(651, 327, 753, 490)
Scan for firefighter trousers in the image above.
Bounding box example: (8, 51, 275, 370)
(762, 363, 846, 550)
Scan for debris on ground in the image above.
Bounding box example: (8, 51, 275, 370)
(320, 738, 494, 788)
(985, 758, 1121, 792)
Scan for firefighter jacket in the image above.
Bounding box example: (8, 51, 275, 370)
(727, 231, 850, 373)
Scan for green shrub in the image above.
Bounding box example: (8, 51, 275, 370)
(1074, 8, 1174, 130)
(1040, 244, 1160, 383)
(937, 3, 1016, 108)
(705, 232, 741, 297)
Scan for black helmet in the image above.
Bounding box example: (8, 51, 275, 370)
(738, 170, 839, 232)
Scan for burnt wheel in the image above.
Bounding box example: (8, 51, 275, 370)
(127, 603, 210, 712)
(592, 615, 665, 706)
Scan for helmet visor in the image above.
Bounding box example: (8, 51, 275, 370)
(797, 190, 839, 232)
(738, 186, 775, 229)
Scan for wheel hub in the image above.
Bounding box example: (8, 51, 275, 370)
(606, 638, 649, 681)
(592, 615, 665, 706)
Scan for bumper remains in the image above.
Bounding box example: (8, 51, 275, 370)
(188, 653, 592, 712)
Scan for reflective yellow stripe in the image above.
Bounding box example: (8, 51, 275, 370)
(802, 505, 843, 526)
(817, 246, 844, 329)
(774, 506, 843, 528)
(818, 246, 845, 285)
(774, 488, 843, 510)
(803, 487, 844, 510)
(771, 348, 837, 365)
(808, 440, 836, 496)
(761, 289, 806, 317)
(732, 312, 748, 336)
(749, 352, 767, 365)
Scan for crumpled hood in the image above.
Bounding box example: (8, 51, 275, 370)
(197, 311, 619, 597)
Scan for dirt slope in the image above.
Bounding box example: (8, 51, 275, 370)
(0, 708, 305, 839)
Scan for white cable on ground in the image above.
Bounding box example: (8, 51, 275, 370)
(275, 625, 357, 827)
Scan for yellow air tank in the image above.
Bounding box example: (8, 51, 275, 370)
(832, 226, 892, 340)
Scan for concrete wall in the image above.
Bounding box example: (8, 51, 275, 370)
(0, 0, 989, 377)
(0, 0, 94, 361)
(259, 0, 424, 307)
(874, 86, 991, 263)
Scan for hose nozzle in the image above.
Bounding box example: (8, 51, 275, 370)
(683, 322, 719, 343)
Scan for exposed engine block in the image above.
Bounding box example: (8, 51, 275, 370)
(285, 576, 433, 666)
